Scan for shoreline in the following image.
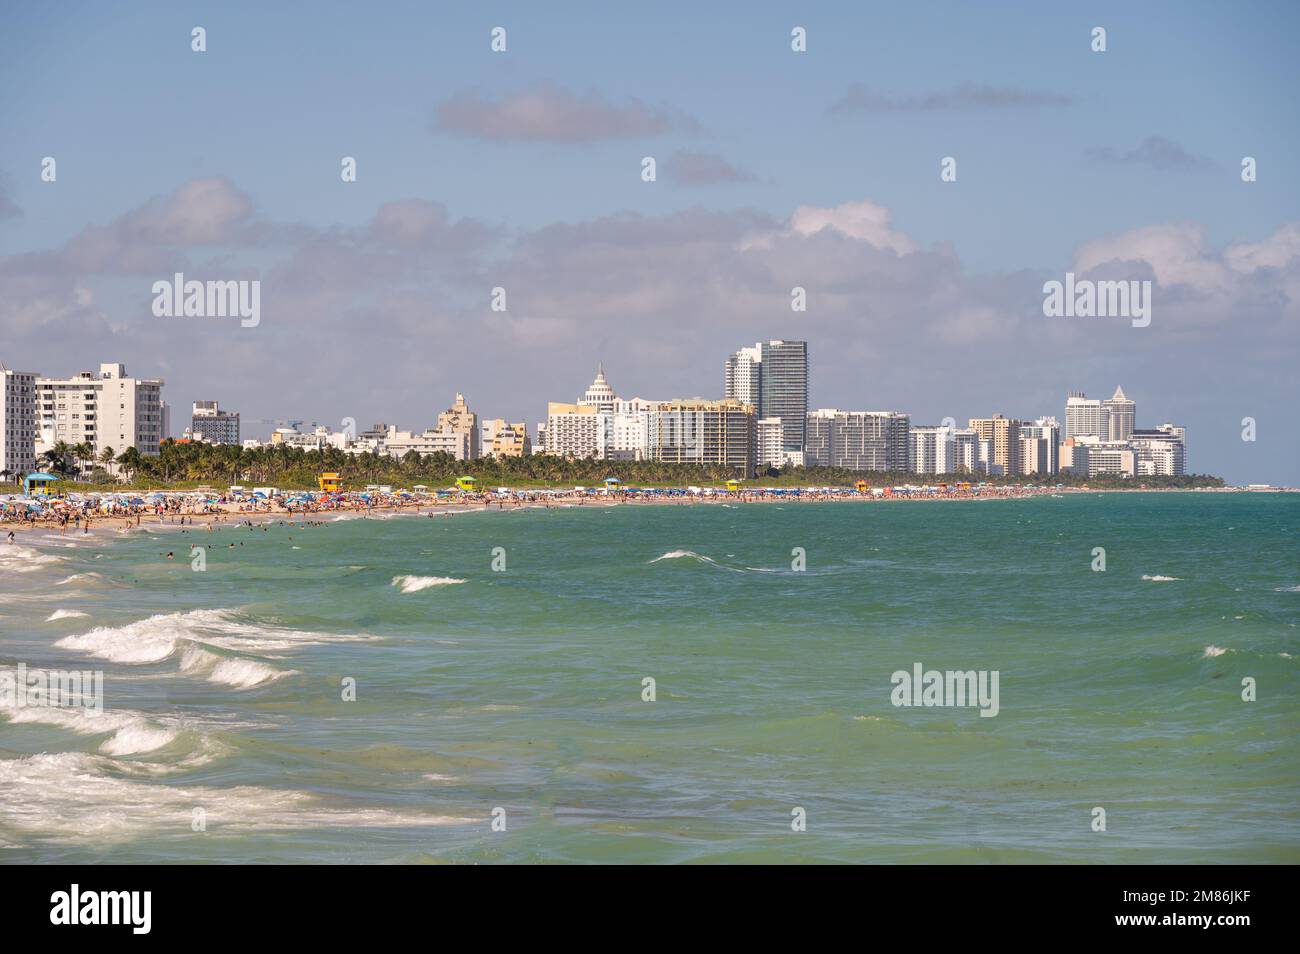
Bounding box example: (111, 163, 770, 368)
(0, 483, 1283, 543)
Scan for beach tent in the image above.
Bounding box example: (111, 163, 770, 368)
(22, 472, 60, 496)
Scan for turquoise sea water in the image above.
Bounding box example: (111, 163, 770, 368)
(2, 493, 1298, 864)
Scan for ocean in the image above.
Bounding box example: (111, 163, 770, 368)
(2, 493, 1297, 863)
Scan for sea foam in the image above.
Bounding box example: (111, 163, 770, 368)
(391, 575, 466, 593)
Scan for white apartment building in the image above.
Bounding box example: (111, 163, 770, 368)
(37, 363, 165, 457)
(1, 367, 38, 480)
(756, 417, 786, 469)
(805, 409, 910, 472)
(723, 346, 762, 407)
(610, 398, 658, 461)
(952, 428, 984, 474)
(911, 425, 957, 475)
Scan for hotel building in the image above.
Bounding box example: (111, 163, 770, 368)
(545, 402, 608, 459)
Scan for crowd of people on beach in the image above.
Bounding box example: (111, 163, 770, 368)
(1, 480, 1066, 539)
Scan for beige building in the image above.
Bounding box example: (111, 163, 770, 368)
(436, 393, 479, 460)
(381, 425, 472, 460)
(647, 399, 755, 472)
(483, 419, 530, 457)
(968, 415, 1023, 476)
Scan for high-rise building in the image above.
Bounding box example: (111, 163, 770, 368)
(911, 425, 957, 475)
(759, 340, 808, 453)
(1065, 392, 1109, 441)
(1, 366, 38, 481)
(646, 399, 755, 472)
(37, 363, 165, 457)
(191, 400, 241, 445)
(952, 428, 982, 474)
(436, 393, 479, 459)
(723, 346, 762, 407)
(725, 340, 808, 454)
(756, 417, 786, 469)
(805, 409, 910, 471)
(968, 415, 1023, 476)
(1103, 386, 1136, 442)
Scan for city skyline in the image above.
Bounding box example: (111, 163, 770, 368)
(2, 344, 1205, 483)
(2, 2, 1296, 485)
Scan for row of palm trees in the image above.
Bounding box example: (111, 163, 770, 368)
(36, 441, 120, 478)
(9, 437, 1225, 491)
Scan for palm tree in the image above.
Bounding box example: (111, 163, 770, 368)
(74, 442, 95, 477)
(41, 441, 73, 475)
(115, 446, 143, 480)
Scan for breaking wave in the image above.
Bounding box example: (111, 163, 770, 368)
(391, 575, 466, 593)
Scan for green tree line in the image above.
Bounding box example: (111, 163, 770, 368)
(4, 438, 1225, 491)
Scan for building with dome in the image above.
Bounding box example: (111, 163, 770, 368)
(579, 364, 618, 412)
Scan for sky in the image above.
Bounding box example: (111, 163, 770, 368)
(1, 0, 1297, 484)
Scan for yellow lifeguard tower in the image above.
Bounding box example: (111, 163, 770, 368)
(855, 480, 869, 493)
(725, 479, 742, 492)
(455, 476, 478, 493)
(318, 473, 343, 492)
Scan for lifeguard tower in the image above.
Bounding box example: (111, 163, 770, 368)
(455, 476, 477, 493)
(318, 473, 343, 493)
(23, 473, 61, 496)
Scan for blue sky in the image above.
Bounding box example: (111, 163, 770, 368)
(1, 1, 1297, 482)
